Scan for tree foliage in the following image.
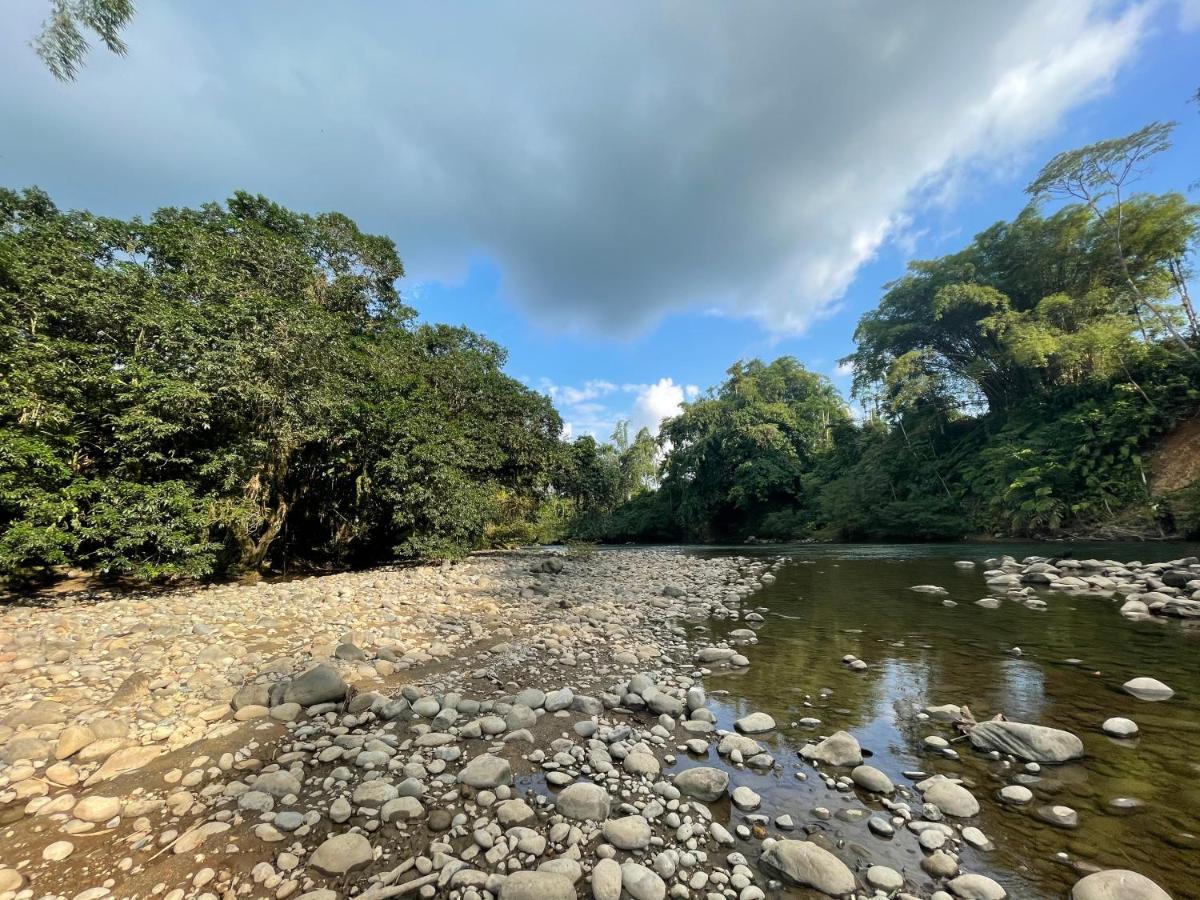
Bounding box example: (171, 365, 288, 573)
(32, 0, 135, 81)
(0, 188, 561, 580)
(590, 125, 1200, 545)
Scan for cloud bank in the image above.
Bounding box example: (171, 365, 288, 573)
(2, 1, 1148, 335)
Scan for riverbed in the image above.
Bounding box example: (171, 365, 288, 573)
(1, 542, 1196, 899)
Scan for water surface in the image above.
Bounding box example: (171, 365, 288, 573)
(693, 542, 1200, 898)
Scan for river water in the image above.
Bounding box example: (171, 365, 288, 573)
(685, 541, 1200, 898)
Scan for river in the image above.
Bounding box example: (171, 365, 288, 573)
(679, 541, 1199, 898)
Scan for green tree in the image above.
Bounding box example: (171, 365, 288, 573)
(656, 358, 848, 540)
(1026, 122, 1198, 355)
(0, 188, 561, 580)
(32, 0, 135, 81)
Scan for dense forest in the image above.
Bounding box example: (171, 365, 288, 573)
(2, 121, 1198, 583)
(0, 190, 562, 580)
(563, 123, 1200, 546)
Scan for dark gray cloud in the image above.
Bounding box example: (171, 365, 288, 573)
(3, 1, 1147, 333)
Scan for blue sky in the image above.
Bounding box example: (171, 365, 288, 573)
(3, 1, 1198, 439)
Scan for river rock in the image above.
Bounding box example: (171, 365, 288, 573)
(501, 871, 575, 900)
(758, 840, 855, 895)
(556, 781, 611, 821)
(460, 754, 511, 788)
(1102, 717, 1139, 738)
(603, 815, 652, 850)
(851, 764, 893, 793)
(86, 744, 163, 784)
(623, 751, 660, 776)
(1069, 869, 1172, 900)
(674, 766, 729, 801)
(255, 770, 302, 798)
(591, 857, 622, 900)
(282, 664, 347, 706)
(800, 730, 862, 766)
(54, 725, 96, 760)
(74, 795, 120, 823)
(731, 785, 761, 809)
(309, 833, 373, 875)
(867, 865, 904, 891)
(967, 720, 1084, 763)
(43, 840, 75, 861)
(999, 785, 1033, 804)
(922, 776, 980, 817)
(620, 862, 666, 900)
(948, 873, 1007, 898)
(735, 712, 776, 734)
(1122, 678, 1174, 701)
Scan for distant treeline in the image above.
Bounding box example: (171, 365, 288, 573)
(3, 122, 1199, 584)
(563, 123, 1200, 545)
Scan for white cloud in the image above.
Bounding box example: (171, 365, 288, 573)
(632, 378, 687, 434)
(0, 1, 1151, 335)
(559, 380, 618, 405)
(834, 361, 855, 378)
(542, 375, 694, 438)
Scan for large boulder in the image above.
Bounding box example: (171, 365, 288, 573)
(758, 840, 855, 896)
(967, 721, 1084, 763)
(1069, 870, 1172, 900)
(281, 665, 347, 707)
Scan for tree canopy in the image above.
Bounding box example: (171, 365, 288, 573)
(32, 0, 135, 81)
(0, 188, 561, 580)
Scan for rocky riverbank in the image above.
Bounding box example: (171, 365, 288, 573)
(979, 553, 1200, 622)
(0, 548, 1183, 900)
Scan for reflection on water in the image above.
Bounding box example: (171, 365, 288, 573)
(691, 541, 1200, 898)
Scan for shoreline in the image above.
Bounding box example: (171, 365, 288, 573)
(1, 547, 1190, 899)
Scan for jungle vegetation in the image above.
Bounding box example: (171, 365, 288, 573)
(569, 122, 1200, 545)
(2, 122, 1198, 583)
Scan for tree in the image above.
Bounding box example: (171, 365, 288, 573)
(1025, 122, 1197, 355)
(32, 0, 135, 81)
(657, 358, 848, 540)
(848, 195, 1198, 415)
(0, 188, 561, 580)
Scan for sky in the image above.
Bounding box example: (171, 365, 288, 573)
(3, 1, 1199, 440)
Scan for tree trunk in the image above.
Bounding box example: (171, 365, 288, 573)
(237, 452, 292, 571)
